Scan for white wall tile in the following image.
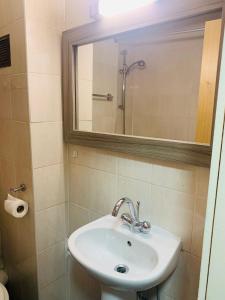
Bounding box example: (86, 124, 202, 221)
(26, 19, 61, 75)
(31, 122, 63, 168)
(36, 204, 66, 252)
(37, 241, 65, 288)
(28, 74, 62, 122)
(33, 164, 65, 211)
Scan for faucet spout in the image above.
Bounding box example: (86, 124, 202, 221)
(112, 197, 151, 234)
(112, 197, 138, 220)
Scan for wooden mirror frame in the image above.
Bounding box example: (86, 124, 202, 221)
(62, 0, 224, 167)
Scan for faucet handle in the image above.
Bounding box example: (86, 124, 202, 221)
(136, 201, 140, 221)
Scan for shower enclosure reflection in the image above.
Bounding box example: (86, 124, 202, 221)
(75, 15, 222, 144)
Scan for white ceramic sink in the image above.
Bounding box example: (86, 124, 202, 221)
(68, 215, 181, 300)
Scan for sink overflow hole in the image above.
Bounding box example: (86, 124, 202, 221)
(127, 241, 132, 247)
(114, 264, 129, 274)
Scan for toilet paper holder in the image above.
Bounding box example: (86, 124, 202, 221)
(10, 184, 26, 193)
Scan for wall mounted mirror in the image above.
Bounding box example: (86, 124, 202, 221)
(62, 1, 223, 167)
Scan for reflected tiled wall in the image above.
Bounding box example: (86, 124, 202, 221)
(0, 1, 38, 299)
(24, 0, 66, 299)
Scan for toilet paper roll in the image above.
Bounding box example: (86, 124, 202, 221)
(4, 194, 28, 218)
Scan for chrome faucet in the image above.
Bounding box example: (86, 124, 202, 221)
(112, 197, 151, 234)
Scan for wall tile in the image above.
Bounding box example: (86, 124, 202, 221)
(31, 122, 63, 168)
(191, 196, 207, 257)
(36, 203, 66, 252)
(70, 164, 116, 214)
(149, 185, 194, 251)
(26, 19, 61, 75)
(117, 176, 150, 209)
(69, 145, 117, 173)
(0, 120, 14, 160)
(68, 256, 101, 300)
(11, 74, 29, 122)
(196, 167, 210, 198)
(33, 164, 65, 211)
(37, 241, 65, 288)
(118, 155, 152, 182)
(39, 276, 67, 300)
(159, 252, 201, 300)
(65, 0, 92, 29)
(13, 121, 32, 170)
(151, 162, 196, 194)
(10, 19, 27, 74)
(28, 74, 62, 122)
(25, 0, 65, 31)
(0, 0, 24, 28)
(68, 203, 90, 235)
(0, 75, 11, 120)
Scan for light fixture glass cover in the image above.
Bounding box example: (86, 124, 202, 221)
(98, 0, 157, 17)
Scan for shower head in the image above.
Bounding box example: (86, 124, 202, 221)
(137, 60, 146, 67)
(127, 60, 146, 73)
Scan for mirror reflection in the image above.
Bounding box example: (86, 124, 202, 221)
(75, 15, 222, 144)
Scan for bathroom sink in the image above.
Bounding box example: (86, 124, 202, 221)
(68, 215, 181, 294)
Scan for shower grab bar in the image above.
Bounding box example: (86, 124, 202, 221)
(92, 93, 113, 101)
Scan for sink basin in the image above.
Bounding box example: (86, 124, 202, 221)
(68, 215, 181, 300)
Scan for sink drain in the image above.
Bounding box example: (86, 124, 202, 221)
(114, 264, 129, 274)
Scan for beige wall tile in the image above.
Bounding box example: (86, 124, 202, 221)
(12, 121, 32, 170)
(191, 196, 207, 257)
(0, 0, 24, 28)
(159, 252, 201, 300)
(65, 0, 92, 29)
(25, 0, 65, 31)
(70, 164, 116, 214)
(39, 276, 67, 300)
(0, 75, 11, 120)
(196, 167, 210, 198)
(69, 145, 117, 173)
(117, 176, 150, 207)
(0, 120, 14, 160)
(68, 256, 100, 300)
(118, 155, 152, 182)
(31, 122, 63, 168)
(33, 164, 65, 211)
(11, 74, 29, 122)
(37, 241, 65, 288)
(26, 19, 61, 75)
(36, 204, 66, 252)
(151, 162, 196, 194)
(28, 74, 62, 122)
(149, 185, 194, 251)
(10, 19, 27, 74)
(68, 203, 90, 235)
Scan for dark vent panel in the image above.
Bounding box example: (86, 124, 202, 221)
(0, 35, 11, 68)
